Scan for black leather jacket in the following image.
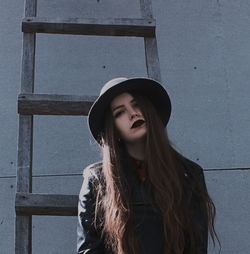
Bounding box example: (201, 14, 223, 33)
(77, 156, 208, 254)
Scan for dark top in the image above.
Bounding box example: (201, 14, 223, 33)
(124, 156, 165, 254)
(77, 155, 208, 254)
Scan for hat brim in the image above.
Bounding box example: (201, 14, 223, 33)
(88, 78, 171, 143)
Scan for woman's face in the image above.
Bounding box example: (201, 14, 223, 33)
(110, 92, 147, 143)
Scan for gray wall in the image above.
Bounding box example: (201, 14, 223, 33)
(1, 0, 249, 253)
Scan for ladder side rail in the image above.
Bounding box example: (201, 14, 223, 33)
(140, 0, 161, 82)
(16, 0, 37, 253)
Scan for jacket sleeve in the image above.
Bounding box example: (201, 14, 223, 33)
(183, 160, 208, 254)
(77, 165, 105, 254)
(195, 165, 208, 254)
(190, 162, 209, 254)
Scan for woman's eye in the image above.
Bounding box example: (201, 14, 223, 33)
(114, 110, 124, 118)
(132, 102, 139, 108)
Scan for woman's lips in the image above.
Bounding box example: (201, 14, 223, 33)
(131, 119, 145, 129)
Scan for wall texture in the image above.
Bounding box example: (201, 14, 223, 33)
(0, 0, 249, 253)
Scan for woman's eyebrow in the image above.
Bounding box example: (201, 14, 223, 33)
(111, 98, 136, 112)
(112, 104, 124, 112)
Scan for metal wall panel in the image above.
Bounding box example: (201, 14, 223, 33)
(0, 0, 249, 253)
(0, 178, 16, 253)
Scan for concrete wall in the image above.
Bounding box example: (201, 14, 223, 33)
(0, 0, 249, 253)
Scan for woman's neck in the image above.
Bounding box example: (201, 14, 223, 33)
(125, 139, 146, 161)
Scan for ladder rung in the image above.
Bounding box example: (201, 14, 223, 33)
(22, 17, 155, 37)
(15, 192, 78, 216)
(18, 93, 97, 115)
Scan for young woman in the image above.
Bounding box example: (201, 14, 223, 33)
(77, 77, 218, 254)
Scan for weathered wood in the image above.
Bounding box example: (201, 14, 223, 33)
(144, 38, 161, 82)
(139, 0, 161, 82)
(16, 1, 37, 253)
(22, 2, 37, 93)
(15, 192, 78, 216)
(22, 17, 155, 37)
(140, 0, 153, 19)
(16, 115, 33, 192)
(15, 215, 32, 254)
(24, 0, 37, 17)
(18, 93, 97, 115)
(21, 33, 36, 92)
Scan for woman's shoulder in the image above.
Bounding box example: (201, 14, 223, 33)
(79, 162, 104, 196)
(177, 154, 204, 177)
(177, 155, 207, 190)
(82, 161, 103, 181)
(83, 161, 103, 171)
(182, 157, 203, 172)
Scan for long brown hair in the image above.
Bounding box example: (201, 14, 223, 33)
(94, 92, 220, 254)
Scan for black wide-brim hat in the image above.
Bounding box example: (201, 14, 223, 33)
(88, 77, 171, 143)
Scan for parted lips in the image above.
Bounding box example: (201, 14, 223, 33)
(131, 119, 145, 129)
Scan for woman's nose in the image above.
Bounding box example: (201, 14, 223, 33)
(128, 108, 139, 119)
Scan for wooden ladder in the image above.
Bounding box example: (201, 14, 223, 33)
(15, 0, 161, 253)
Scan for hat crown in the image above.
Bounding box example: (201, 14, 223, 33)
(100, 77, 128, 95)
